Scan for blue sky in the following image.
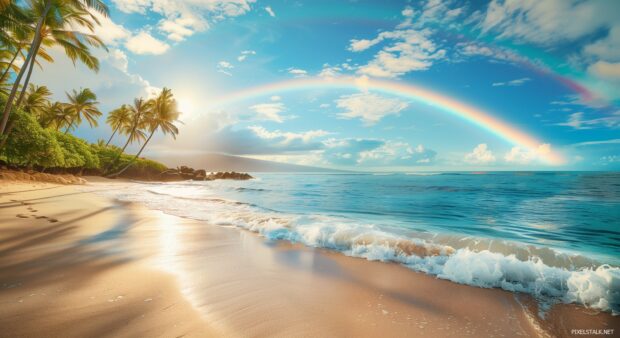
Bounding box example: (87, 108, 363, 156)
(32, 0, 620, 170)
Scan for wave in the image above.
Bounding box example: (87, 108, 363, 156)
(96, 184, 620, 315)
(404, 172, 442, 176)
(212, 210, 619, 315)
(235, 187, 268, 192)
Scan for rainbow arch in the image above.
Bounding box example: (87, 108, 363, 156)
(209, 76, 565, 165)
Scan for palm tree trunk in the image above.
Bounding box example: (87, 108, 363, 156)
(105, 126, 118, 146)
(104, 112, 143, 173)
(109, 129, 155, 177)
(0, 119, 16, 149)
(0, 50, 37, 147)
(104, 128, 135, 173)
(0, 47, 21, 83)
(63, 118, 74, 135)
(15, 44, 41, 108)
(0, 0, 51, 135)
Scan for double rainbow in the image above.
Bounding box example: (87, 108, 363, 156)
(210, 76, 565, 165)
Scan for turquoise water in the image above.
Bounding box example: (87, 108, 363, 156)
(216, 172, 620, 265)
(98, 171, 620, 313)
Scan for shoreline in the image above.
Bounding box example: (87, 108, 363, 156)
(1, 179, 618, 337)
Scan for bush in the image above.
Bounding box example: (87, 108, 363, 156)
(54, 132, 100, 169)
(89, 143, 168, 179)
(1, 109, 65, 168)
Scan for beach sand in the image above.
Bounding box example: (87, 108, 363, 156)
(0, 178, 618, 337)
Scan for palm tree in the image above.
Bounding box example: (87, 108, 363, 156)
(38, 101, 71, 130)
(22, 84, 51, 116)
(0, 83, 52, 148)
(111, 88, 181, 177)
(104, 97, 151, 173)
(63, 88, 101, 134)
(105, 104, 131, 146)
(0, 2, 30, 89)
(1, 0, 108, 136)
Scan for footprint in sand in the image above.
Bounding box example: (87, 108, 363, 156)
(48, 218, 59, 223)
(35, 216, 48, 219)
(16, 214, 29, 218)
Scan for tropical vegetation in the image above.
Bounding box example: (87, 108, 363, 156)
(0, 0, 181, 179)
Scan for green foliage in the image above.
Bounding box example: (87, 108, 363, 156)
(54, 132, 100, 169)
(89, 142, 167, 178)
(1, 108, 64, 167)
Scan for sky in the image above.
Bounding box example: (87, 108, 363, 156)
(31, 0, 620, 171)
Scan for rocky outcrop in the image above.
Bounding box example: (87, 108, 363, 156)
(205, 171, 253, 181)
(158, 166, 252, 181)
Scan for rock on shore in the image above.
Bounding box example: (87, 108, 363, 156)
(159, 166, 253, 181)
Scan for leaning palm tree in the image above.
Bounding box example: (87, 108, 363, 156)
(104, 97, 152, 173)
(1, 0, 108, 135)
(105, 104, 131, 146)
(0, 29, 54, 86)
(110, 88, 181, 177)
(63, 88, 101, 134)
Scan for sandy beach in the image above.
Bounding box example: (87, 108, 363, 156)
(0, 178, 618, 337)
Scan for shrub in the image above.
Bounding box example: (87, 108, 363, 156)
(1, 109, 65, 168)
(54, 132, 100, 169)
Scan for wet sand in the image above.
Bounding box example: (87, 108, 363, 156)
(0, 179, 618, 337)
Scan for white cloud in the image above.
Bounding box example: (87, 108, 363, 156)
(336, 93, 408, 125)
(504, 144, 552, 164)
(358, 141, 436, 165)
(159, 17, 197, 41)
(270, 95, 281, 101)
(264, 6, 275, 17)
(464, 144, 496, 164)
(218, 61, 233, 68)
(557, 111, 620, 130)
(571, 139, 620, 147)
(321, 138, 436, 166)
(249, 126, 329, 144)
(401, 6, 415, 18)
(112, 0, 150, 13)
(237, 50, 256, 62)
(217, 60, 234, 76)
(288, 68, 307, 77)
(318, 64, 342, 78)
(600, 155, 620, 164)
(125, 31, 170, 55)
(353, 29, 446, 78)
(75, 10, 130, 46)
(583, 26, 620, 62)
(492, 77, 531, 87)
(112, 0, 255, 42)
(479, 0, 619, 45)
(249, 102, 287, 123)
(587, 61, 620, 80)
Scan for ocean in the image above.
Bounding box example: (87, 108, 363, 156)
(94, 171, 620, 314)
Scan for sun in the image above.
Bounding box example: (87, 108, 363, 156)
(177, 97, 195, 116)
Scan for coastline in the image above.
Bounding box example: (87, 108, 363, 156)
(0, 180, 215, 337)
(0, 178, 618, 337)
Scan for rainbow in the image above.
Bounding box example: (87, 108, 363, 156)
(209, 76, 565, 165)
